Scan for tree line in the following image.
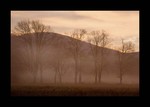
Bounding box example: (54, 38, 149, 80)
(11, 19, 135, 84)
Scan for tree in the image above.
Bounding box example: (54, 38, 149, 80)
(30, 20, 51, 83)
(13, 19, 52, 83)
(88, 30, 110, 83)
(67, 29, 87, 83)
(53, 57, 66, 83)
(87, 30, 102, 83)
(117, 39, 135, 84)
(46, 34, 68, 84)
(98, 30, 110, 83)
(51, 47, 67, 84)
(14, 20, 31, 35)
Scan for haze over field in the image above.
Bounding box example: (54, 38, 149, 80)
(11, 11, 139, 96)
(11, 32, 139, 84)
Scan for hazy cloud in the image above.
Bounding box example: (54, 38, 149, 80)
(11, 11, 139, 51)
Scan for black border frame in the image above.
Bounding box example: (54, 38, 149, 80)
(1, 0, 145, 105)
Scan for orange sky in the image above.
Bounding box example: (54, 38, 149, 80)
(11, 11, 139, 51)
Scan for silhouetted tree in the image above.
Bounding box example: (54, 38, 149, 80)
(13, 19, 52, 83)
(53, 58, 67, 83)
(68, 29, 87, 83)
(98, 30, 110, 83)
(87, 30, 102, 83)
(88, 30, 110, 83)
(51, 47, 67, 84)
(117, 39, 135, 84)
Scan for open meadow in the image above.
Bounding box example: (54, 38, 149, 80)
(11, 83, 139, 96)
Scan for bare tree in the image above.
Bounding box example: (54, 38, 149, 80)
(48, 36, 68, 84)
(117, 39, 135, 84)
(87, 30, 102, 83)
(67, 29, 87, 83)
(88, 30, 110, 83)
(13, 19, 52, 83)
(53, 58, 67, 84)
(98, 30, 110, 83)
(31, 20, 50, 83)
(14, 20, 31, 35)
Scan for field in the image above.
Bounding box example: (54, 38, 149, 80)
(11, 83, 139, 96)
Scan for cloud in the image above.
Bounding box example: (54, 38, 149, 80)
(75, 11, 139, 36)
(11, 11, 95, 32)
(11, 11, 139, 51)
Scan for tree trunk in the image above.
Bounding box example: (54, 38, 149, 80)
(119, 53, 123, 84)
(33, 71, 37, 83)
(79, 70, 82, 83)
(98, 49, 103, 83)
(98, 70, 102, 83)
(40, 65, 43, 83)
(58, 66, 62, 84)
(32, 60, 37, 84)
(59, 74, 62, 83)
(54, 69, 57, 83)
(94, 61, 98, 83)
(33, 74, 36, 83)
(120, 73, 123, 84)
(75, 59, 78, 83)
(98, 62, 103, 83)
(119, 61, 123, 84)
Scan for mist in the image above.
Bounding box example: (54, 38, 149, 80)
(11, 18, 139, 96)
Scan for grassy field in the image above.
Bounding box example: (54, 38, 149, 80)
(11, 83, 139, 96)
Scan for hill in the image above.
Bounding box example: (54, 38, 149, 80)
(11, 32, 139, 85)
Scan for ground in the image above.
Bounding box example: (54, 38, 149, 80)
(11, 83, 139, 96)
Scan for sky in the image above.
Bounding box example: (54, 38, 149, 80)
(11, 11, 139, 51)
